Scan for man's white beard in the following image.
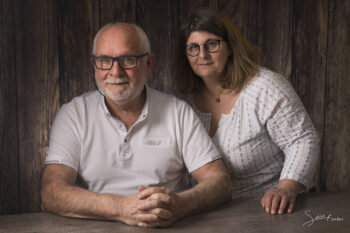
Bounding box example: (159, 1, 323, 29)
(104, 84, 133, 102)
(97, 77, 133, 103)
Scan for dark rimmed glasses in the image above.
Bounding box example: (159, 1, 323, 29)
(185, 40, 222, 57)
(92, 53, 148, 70)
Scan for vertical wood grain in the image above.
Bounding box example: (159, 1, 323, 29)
(291, 0, 329, 191)
(219, 0, 258, 45)
(291, 0, 328, 131)
(257, 0, 292, 80)
(137, 0, 178, 93)
(58, 0, 99, 105)
(177, 0, 219, 29)
(0, 0, 19, 215)
(14, 0, 59, 213)
(322, 0, 350, 191)
(291, 0, 328, 176)
(99, 0, 136, 25)
(0, 0, 349, 215)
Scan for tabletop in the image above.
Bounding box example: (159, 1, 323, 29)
(0, 191, 349, 233)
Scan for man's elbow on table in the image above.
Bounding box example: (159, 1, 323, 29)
(217, 163, 233, 203)
(192, 159, 233, 207)
(40, 177, 61, 214)
(40, 164, 79, 215)
(40, 181, 54, 213)
(223, 172, 233, 201)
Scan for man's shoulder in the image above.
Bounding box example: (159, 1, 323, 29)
(147, 87, 194, 120)
(63, 90, 99, 106)
(148, 87, 187, 106)
(60, 90, 100, 114)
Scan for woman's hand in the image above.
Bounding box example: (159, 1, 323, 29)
(260, 179, 303, 214)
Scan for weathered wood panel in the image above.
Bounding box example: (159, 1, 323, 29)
(14, 0, 59, 213)
(291, 0, 328, 154)
(0, 0, 19, 215)
(291, 0, 329, 191)
(137, 0, 178, 93)
(322, 0, 350, 191)
(177, 0, 219, 29)
(257, 0, 292, 80)
(99, 0, 136, 25)
(219, 0, 258, 45)
(58, 0, 99, 105)
(0, 0, 349, 215)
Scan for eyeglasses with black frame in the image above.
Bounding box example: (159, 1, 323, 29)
(185, 40, 222, 57)
(92, 53, 148, 70)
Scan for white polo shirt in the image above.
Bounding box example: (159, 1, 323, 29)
(45, 86, 221, 196)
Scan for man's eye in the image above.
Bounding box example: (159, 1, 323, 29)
(124, 57, 135, 64)
(102, 58, 111, 63)
(96, 57, 110, 63)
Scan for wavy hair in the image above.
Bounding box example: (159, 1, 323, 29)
(174, 8, 263, 94)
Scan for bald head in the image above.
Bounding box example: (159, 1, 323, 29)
(92, 23, 151, 55)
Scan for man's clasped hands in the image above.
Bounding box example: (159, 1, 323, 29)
(118, 186, 185, 228)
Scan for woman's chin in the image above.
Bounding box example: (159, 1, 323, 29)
(197, 72, 220, 81)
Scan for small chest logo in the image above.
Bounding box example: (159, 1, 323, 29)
(143, 138, 172, 147)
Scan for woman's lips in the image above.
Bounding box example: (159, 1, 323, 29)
(198, 61, 214, 65)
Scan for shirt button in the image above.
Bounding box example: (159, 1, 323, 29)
(124, 139, 127, 142)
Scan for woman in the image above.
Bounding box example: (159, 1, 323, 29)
(174, 8, 319, 215)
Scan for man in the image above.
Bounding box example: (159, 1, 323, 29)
(40, 23, 232, 228)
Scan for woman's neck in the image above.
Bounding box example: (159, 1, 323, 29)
(201, 78, 226, 99)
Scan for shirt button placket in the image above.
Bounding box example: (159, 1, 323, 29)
(120, 135, 132, 161)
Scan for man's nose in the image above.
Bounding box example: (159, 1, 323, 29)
(109, 60, 125, 76)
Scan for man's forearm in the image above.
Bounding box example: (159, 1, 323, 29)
(41, 182, 121, 221)
(178, 173, 232, 217)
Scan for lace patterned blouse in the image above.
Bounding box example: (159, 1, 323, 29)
(186, 67, 320, 198)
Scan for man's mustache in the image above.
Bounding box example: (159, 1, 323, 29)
(104, 78, 130, 85)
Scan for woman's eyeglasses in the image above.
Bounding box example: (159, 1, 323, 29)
(185, 40, 222, 57)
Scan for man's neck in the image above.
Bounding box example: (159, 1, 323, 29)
(105, 89, 146, 130)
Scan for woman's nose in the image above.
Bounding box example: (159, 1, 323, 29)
(198, 45, 210, 58)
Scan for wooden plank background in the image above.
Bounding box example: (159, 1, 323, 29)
(13, 0, 60, 213)
(0, 0, 19, 214)
(322, 0, 350, 191)
(0, 0, 349, 215)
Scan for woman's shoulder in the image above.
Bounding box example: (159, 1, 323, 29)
(244, 67, 297, 101)
(240, 67, 302, 119)
(248, 67, 286, 89)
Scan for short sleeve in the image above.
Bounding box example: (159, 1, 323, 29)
(45, 104, 81, 171)
(177, 101, 221, 173)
